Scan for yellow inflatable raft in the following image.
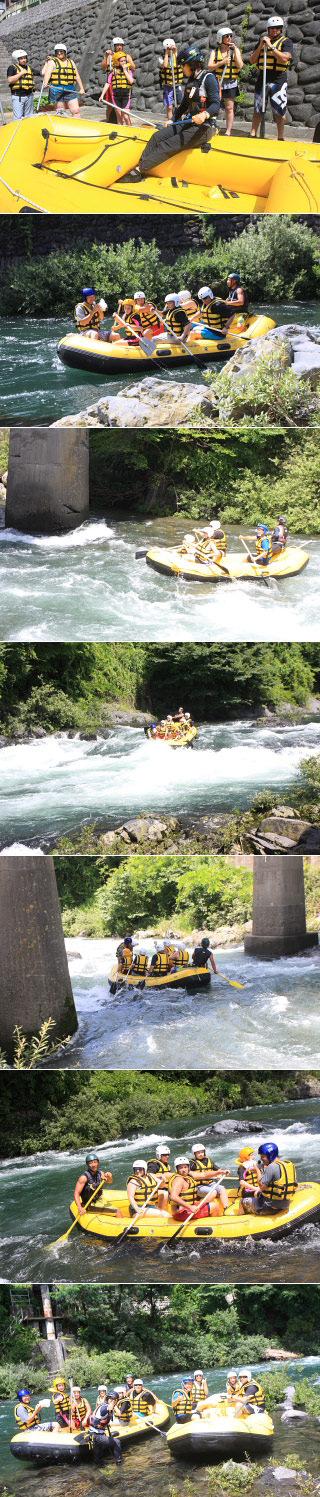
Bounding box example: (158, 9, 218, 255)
(108, 963, 211, 994)
(57, 315, 275, 375)
(167, 1399, 274, 1458)
(11, 1401, 169, 1464)
(145, 725, 198, 747)
(69, 1180, 320, 1244)
(145, 544, 310, 584)
(0, 116, 319, 213)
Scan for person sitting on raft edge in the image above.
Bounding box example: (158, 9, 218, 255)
(125, 45, 220, 180)
(74, 289, 107, 338)
(74, 1152, 122, 1217)
(192, 936, 217, 972)
(170, 1156, 228, 1219)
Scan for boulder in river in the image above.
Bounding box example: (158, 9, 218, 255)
(52, 377, 218, 428)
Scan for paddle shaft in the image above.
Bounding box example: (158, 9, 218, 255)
(155, 306, 203, 365)
(167, 1177, 226, 1246)
(170, 54, 177, 109)
(136, 1412, 167, 1439)
(215, 970, 245, 989)
(112, 1180, 161, 1248)
(47, 1178, 105, 1248)
(239, 533, 269, 585)
(261, 42, 267, 137)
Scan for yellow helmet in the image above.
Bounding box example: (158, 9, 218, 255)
(236, 1146, 255, 1164)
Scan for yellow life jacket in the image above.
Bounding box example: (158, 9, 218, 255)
(127, 1172, 157, 1207)
(160, 59, 184, 88)
(10, 63, 34, 95)
(75, 302, 101, 332)
(73, 1397, 87, 1425)
(49, 57, 77, 88)
(262, 1158, 297, 1206)
(193, 1154, 214, 1172)
(214, 528, 227, 552)
(115, 1398, 132, 1423)
(140, 308, 163, 333)
(194, 1379, 207, 1403)
(241, 1378, 266, 1409)
(200, 301, 226, 331)
(212, 46, 240, 82)
(173, 1389, 196, 1415)
(170, 1172, 199, 1206)
(14, 1403, 40, 1428)
(147, 1156, 171, 1176)
(165, 306, 186, 337)
(256, 534, 272, 560)
(111, 51, 132, 92)
(151, 951, 170, 974)
(121, 948, 133, 973)
(131, 1392, 152, 1414)
(239, 1163, 260, 1191)
(131, 953, 148, 976)
(174, 948, 190, 967)
(265, 35, 292, 79)
(52, 1391, 71, 1419)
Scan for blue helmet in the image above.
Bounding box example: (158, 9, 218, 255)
(263, 526, 269, 535)
(182, 1375, 194, 1384)
(17, 1389, 31, 1399)
(259, 1142, 279, 1162)
(82, 287, 96, 298)
(228, 272, 240, 283)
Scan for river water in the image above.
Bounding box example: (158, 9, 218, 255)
(0, 303, 319, 425)
(1, 1359, 320, 1491)
(1, 719, 320, 849)
(0, 1100, 319, 1284)
(1, 517, 319, 644)
(60, 935, 320, 1070)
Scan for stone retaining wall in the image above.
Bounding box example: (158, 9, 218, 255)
(1, 0, 319, 127)
(0, 213, 254, 275)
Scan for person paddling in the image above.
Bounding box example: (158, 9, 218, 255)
(74, 1153, 122, 1217)
(192, 937, 217, 971)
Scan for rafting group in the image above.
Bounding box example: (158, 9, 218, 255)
(11, 1366, 274, 1465)
(144, 517, 310, 585)
(108, 932, 229, 996)
(73, 273, 251, 344)
(63, 1138, 320, 1246)
(145, 707, 196, 744)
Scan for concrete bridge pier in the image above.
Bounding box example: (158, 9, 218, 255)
(244, 856, 318, 958)
(0, 857, 78, 1058)
(6, 429, 89, 534)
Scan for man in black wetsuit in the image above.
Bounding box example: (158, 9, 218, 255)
(132, 46, 220, 177)
(90, 1392, 122, 1466)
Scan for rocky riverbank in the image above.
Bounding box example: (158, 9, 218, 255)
(53, 804, 320, 857)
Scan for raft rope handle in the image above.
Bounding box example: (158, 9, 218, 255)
(0, 175, 50, 210)
(286, 161, 320, 211)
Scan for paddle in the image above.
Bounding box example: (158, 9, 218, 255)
(239, 534, 269, 586)
(155, 305, 204, 368)
(110, 1180, 161, 1252)
(165, 1179, 226, 1249)
(136, 1411, 168, 1440)
(36, 82, 45, 113)
(215, 970, 245, 989)
(47, 1179, 105, 1249)
(112, 308, 158, 359)
(260, 42, 267, 139)
(70, 1380, 73, 1435)
(170, 54, 177, 112)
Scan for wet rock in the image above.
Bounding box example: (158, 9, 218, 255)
(271, 1468, 299, 1481)
(52, 377, 218, 429)
(122, 817, 151, 843)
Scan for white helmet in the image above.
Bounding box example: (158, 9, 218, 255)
(98, 1384, 108, 1392)
(113, 36, 124, 46)
(114, 1385, 126, 1395)
(132, 1159, 147, 1170)
(134, 291, 145, 301)
(194, 1369, 203, 1377)
(163, 37, 176, 48)
(133, 1379, 143, 1387)
(12, 49, 28, 60)
(227, 1370, 238, 1381)
(156, 1145, 170, 1159)
(240, 1368, 252, 1380)
(192, 1143, 206, 1156)
(164, 293, 179, 305)
(174, 1156, 189, 1168)
(267, 15, 284, 24)
(217, 26, 233, 39)
(198, 286, 213, 300)
(208, 522, 221, 534)
(179, 289, 192, 302)
(54, 43, 67, 52)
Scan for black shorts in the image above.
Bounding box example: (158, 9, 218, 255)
(222, 82, 239, 100)
(113, 88, 131, 107)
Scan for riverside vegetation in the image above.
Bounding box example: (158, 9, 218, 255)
(54, 854, 320, 940)
(1, 1284, 320, 1398)
(0, 1069, 318, 1159)
(1, 218, 320, 319)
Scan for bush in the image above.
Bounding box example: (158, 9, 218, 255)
(214, 352, 319, 427)
(63, 1348, 149, 1387)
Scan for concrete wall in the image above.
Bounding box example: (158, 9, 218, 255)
(244, 856, 318, 957)
(1, 0, 319, 128)
(0, 857, 78, 1057)
(6, 428, 89, 533)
